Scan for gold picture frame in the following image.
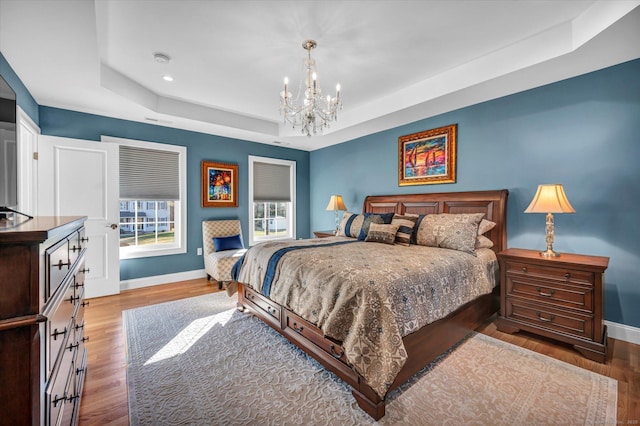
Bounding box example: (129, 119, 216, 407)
(398, 124, 457, 186)
(201, 161, 238, 207)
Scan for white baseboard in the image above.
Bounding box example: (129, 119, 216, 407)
(120, 269, 207, 292)
(605, 320, 640, 346)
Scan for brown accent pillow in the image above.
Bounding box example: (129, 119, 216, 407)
(391, 214, 418, 246)
(364, 223, 399, 245)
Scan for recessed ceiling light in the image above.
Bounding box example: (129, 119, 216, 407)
(163, 75, 174, 82)
(154, 52, 171, 64)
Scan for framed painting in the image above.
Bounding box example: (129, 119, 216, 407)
(201, 161, 238, 207)
(398, 124, 457, 186)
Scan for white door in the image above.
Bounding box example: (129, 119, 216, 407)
(37, 135, 120, 298)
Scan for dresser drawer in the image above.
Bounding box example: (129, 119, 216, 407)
(46, 238, 72, 300)
(505, 260, 595, 287)
(46, 284, 75, 377)
(243, 286, 281, 322)
(284, 310, 347, 363)
(506, 275, 593, 313)
(505, 299, 594, 340)
(45, 342, 75, 426)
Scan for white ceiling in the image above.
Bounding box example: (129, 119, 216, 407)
(1, 1, 639, 151)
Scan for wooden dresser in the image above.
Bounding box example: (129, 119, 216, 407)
(496, 248, 609, 362)
(0, 216, 89, 425)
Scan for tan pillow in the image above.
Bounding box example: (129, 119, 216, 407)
(415, 213, 485, 255)
(476, 219, 496, 249)
(475, 235, 494, 249)
(365, 223, 399, 245)
(477, 219, 496, 235)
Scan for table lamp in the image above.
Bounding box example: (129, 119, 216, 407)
(524, 184, 575, 257)
(325, 195, 347, 235)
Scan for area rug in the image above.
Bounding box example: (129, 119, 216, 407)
(124, 293, 617, 425)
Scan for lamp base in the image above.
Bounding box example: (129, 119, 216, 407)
(539, 249, 560, 258)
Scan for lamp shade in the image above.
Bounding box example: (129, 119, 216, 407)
(524, 184, 576, 214)
(325, 195, 347, 211)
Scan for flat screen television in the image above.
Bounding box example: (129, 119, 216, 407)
(0, 73, 18, 210)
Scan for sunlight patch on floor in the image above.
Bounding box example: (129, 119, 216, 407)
(144, 308, 234, 365)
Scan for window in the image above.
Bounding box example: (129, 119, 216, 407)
(248, 156, 296, 245)
(108, 137, 187, 259)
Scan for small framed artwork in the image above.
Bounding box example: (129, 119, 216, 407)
(398, 124, 457, 186)
(201, 161, 238, 207)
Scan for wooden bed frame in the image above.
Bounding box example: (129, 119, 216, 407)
(237, 189, 509, 419)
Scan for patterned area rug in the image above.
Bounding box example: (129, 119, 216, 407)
(124, 292, 617, 425)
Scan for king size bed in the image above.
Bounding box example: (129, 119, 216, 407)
(232, 189, 508, 419)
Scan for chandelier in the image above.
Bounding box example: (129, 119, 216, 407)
(280, 40, 342, 137)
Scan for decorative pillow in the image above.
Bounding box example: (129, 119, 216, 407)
(364, 223, 399, 245)
(378, 212, 395, 224)
(478, 219, 496, 235)
(213, 234, 243, 252)
(475, 235, 494, 249)
(391, 214, 418, 246)
(410, 214, 428, 245)
(475, 219, 496, 249)
(338, 212, 384, 240)
(414, 213, 485, 255)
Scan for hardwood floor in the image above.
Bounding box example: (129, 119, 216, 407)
(79, 279, 640, 425)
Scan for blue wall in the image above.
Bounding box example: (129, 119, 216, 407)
(0, 52, 39, 124)
(310, 58, 640, 327)
(39, 107, 311, 281)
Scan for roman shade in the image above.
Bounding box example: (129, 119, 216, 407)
(119, 145, 180, 200)
(252, 161, 291, 202)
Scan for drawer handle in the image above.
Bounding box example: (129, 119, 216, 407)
(266, 306, 277, 318)
(82, 300, 90, 307)
(247, 293, 255, 300)
(68, 394, 80, 402)
(70, 245, 80, 253)
(75, 281, 85, 289)
(82, 336, 90, 343)
(522, 267, 528, 273)
(69, 295, 80, 304)
(81, 236, 89, 243)
(564, 272, 571, 280)
(56, 259, 71, 270)
(292, 322, 304, 334)
(75, 323, 85, 331)
(80, 268, 90, 274)
(52, 327, 67, 340)
(329, 344, 344, 359)
(52, 393, 68, 407)
(76, 367, 85, 375)
(536, 312, 556, 322)
(67, 342, 79, 351)
(536, 288, 556, 297)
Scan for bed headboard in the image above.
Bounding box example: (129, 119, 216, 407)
(363, 189, 509, 254)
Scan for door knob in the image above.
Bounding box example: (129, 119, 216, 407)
(107, 223, 118, 230)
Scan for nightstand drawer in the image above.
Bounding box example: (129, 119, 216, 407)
(506, 276, 593, 313)
(505, 260, 595, 286)
(505, 299, 593, 340)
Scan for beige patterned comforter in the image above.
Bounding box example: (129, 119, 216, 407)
(235, 236, 498, 398)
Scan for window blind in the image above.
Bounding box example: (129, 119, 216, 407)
(252, 161, 291, 202)
(119, 145, 180, 200)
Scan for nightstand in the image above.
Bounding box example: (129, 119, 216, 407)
(496, 248, 609, 362)
(313, 230, 336, 238)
